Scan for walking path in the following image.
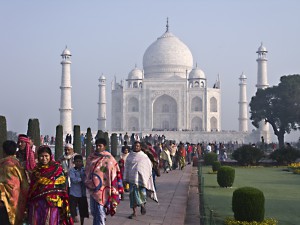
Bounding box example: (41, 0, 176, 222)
(83, 164, 200, 225)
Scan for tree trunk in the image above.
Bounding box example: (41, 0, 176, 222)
(277, 131, 285, 148)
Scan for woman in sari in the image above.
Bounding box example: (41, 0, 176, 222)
(27, 145, 73, 225)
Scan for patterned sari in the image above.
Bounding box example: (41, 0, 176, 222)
(85, 151, 123, 216)
(27, 160, 73, 225)
(0, 156, 29, 225)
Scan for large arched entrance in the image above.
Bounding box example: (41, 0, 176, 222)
(153, 94, 177, 131)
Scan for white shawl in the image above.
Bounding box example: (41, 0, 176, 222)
(124, 151, 158, 202)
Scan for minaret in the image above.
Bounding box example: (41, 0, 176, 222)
(238, 72, 248, 132)
(256, 43, 270, 142)
(98, 74, 107, 131)
(59, 46, 73, 136)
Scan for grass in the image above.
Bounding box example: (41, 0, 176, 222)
(201, 166, 300, 225)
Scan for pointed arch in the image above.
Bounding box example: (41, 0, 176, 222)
(210, 117, 218, 131)
(128, 97, 139, 112)
(191, 116, 203, 131)
(191, 96, 203, 112)
(153, 94, 177, 130)
(210, 97, 217, 112)
(128, 117, 139, 131)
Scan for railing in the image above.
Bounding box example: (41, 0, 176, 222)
(198, 160, 216, 225)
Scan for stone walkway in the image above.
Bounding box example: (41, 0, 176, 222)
(83, 164, 200, 225)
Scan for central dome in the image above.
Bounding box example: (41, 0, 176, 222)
(143, 31, 193, 79)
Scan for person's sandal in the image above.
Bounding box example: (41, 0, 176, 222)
(128, 214, 136, 219)
(141, 204, 146, 215)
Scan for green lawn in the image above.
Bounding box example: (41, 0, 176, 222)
(201, 166, 300, 225)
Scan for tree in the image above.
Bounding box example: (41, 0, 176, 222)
(55, 125, 63, 161)
(104, 132, 110, 151)
(250, 74, 300, 148)
(73, 125, 81, 154)
(0, 116, 7, 158)
(111, 133, 118, 157)
(85, 127, 93, 157)
(27, 118, 41, 148)
(95, 130, 104, 141)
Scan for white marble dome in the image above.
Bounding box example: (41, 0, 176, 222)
(189, 66, 206, 79)
(257, 43, 267, 52)
(128, 67, 143, 79)
(143, 31, 193, 79)
(99, 74, 106, 80)
(61, 47, 71, 56)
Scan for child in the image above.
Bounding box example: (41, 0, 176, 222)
(119, 146, 130, 198)
(69, 155, 89, 225)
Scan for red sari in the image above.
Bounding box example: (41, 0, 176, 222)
(28, 160, 73, 225)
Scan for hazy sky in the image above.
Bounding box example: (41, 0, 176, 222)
(0, 1, 299, 141)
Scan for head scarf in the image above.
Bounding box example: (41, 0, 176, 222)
(18, 135, 36, 171)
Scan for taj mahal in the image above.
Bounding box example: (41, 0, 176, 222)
(59, 21, 271, 144)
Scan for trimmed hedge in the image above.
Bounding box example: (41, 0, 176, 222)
(0, 116, 7, 159)
(85, 127, 93, 157)
(232, 187, 265, 222)
(217, 166, 235, 187)
(55, 125, 63, 161)
(212, 161, 221, 172)
(204, 152, 218, 165)
(232, 145, 264, 166)
(111, 133, 118, 157)
(269, 147, 300, 165)
(73, 125, 81, 154)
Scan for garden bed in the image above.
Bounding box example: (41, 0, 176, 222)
(201, 166, 300, 225)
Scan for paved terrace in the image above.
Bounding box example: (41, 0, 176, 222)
(84, 164, 200, 225)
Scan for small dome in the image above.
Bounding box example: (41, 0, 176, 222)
(239, 72, 247, 79)
(128, 67, 143, 80)
(257, 43, 267, 52)
(61, 47, 71, 56)
(189, 66, 205, 79)
(99, 74, 106, 80)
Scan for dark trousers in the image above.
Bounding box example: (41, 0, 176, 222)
(0, 205, 10, 225)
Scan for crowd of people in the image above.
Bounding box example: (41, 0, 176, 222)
(0, 130, 233, 225)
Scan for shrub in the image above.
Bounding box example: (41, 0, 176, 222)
(232, 187, 265, 222)
(111, 133, 118, 157)
(232, 145, 264, 166)
(55, 125, 63, 161)
(269, 147, 300, 165)
(204, 152, 218, 165)
(27, 118, 41, 148)
(224, 217, 277, 225)
(0, 115, 7, 159)
(217, 166, 235, 187)
(73, 125, 81, 154)
(85, 127, 93, 157)
(212, 161, 221, 172)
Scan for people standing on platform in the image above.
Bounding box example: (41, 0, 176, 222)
(16, 134, 36, 171)
(124, 132, 129, 143)
(84, 138, 123, 225)
(170, 141, 178, 170)
(69, 154, 89, 225)
(142, 142, 160, 190)
(66, 133, 72, 144)
(119, 145, 130, 199)
(58, 143, 78, 191)
(178, 143, 187, 170)
(160, 143, 172, 173)
(121, 141, 130, 154)
(123, 141, 158, 219)
(0, 140, 29, 225)
(186, 143, 193, 164)
(27, 145, 73, 225)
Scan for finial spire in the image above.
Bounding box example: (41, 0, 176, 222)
(166, 17, 169, 32)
